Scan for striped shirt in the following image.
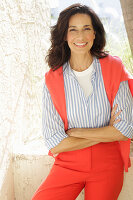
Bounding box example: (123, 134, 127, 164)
(42, 57, 133, 150)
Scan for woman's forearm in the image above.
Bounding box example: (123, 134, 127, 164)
(50, 136, 100, 154)
(67, 126, 128, 142)
(50, 125, 128, 155)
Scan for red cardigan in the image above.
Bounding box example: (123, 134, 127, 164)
(45, 54, 133, 172)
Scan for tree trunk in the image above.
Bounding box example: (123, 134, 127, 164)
(120, 0, 133, 56)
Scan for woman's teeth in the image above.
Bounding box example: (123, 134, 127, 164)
(74, 42, 87, 47)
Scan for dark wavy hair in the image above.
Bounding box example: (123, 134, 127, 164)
(45, 3, 108, 71)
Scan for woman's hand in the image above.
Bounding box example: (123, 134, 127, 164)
(109, 104, 122, 126)
(66, 128, 81, 137)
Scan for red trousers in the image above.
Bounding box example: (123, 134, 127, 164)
(32, 141, 124, 200)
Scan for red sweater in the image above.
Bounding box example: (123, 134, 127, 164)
(45, 54, 133, 172)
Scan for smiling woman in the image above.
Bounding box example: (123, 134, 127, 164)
(32, 3, 133, 200)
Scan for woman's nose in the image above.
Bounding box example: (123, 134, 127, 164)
(76, 30, 84, 39)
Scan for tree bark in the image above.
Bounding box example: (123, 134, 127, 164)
(120, 0, 133, 55)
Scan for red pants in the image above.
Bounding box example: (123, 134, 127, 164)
(32, 142, 124, 200)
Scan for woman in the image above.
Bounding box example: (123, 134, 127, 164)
(32, 4, 133, 200)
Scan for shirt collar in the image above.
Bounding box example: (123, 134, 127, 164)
(63, 56, 98, 81)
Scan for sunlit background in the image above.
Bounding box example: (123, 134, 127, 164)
(0, 0, 133, 186)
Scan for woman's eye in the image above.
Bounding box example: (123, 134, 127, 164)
(70, 29, 77, 32)
(84, 28, 91, 30)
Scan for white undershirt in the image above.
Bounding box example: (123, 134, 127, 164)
(71, 62, 94, 98)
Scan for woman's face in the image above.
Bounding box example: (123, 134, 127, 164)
(66, 13, 95, 55)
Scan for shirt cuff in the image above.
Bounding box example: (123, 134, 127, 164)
(113, 120, 133, 139)
(45, 131, 69, 150)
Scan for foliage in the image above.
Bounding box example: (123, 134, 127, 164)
(101, 9, 133, 75)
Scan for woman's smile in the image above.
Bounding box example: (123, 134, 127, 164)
(74, 42, 88, 48)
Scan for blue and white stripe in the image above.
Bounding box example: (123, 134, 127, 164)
(113, 79, 133, 138)
(42, 57, 133, 150)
